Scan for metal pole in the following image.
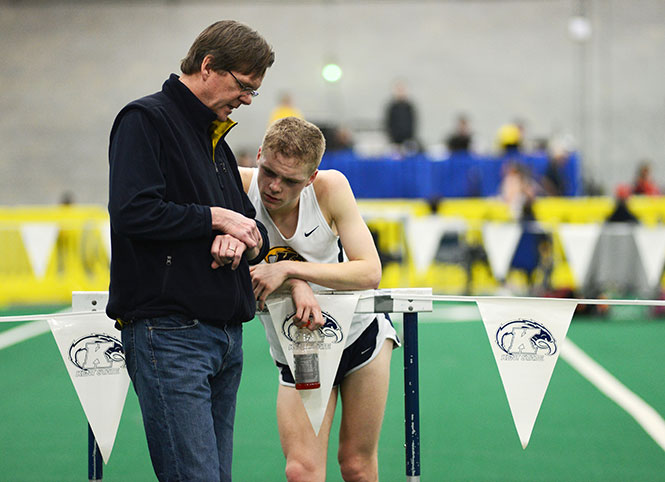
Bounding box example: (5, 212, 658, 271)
(403, 312, 421, 481)
(88, 423, 103, 481)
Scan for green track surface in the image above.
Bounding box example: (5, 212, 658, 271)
(1, 303, 664, 481)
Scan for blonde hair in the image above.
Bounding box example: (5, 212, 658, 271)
(261, 117, 326, 173)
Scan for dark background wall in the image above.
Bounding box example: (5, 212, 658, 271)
(1, 0, 663, 204)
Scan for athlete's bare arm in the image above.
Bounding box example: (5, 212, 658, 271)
(250, 170, 381, 303)
(238, 166, 255, 193)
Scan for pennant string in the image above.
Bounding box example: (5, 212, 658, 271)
(0, 310, 101, 323)
(369, 293, 665, 306)
(4, 291, 665, 325)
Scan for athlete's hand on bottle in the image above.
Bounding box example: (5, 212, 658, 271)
(288, 279, 324, 330)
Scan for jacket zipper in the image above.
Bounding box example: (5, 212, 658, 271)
(161, 255, 172, 294)
(213, 161, 225, 190)
(213, 153, 232, 207)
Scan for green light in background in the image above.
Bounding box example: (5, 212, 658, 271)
(322, 63, 342, 83)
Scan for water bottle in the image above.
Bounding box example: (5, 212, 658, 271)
(293, 326, 321, 390)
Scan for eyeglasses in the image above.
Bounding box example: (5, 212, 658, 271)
(227, 70, 259, 97)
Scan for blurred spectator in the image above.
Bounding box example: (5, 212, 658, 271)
(542, 145, 569, 196)
(606, 184, 639, 223)
(632, 160, 659, 195)
(384, 80, 419, 155)
(584, 184, 643, 301)
(497, 123, 522, 154)
(269, 92, 303, 124)
(330, 126, 354, 152)
(532, 137, 549, 156)
(59, 190, 75, 206)
(235, 149, 256, 168)
(513, 118, 528, 149)
(316, 122, 353, 152)
(583, 177, 605, 196)
(445, 114, 473, 153)
(510, 197, 553, 294)
(501, 161, 536, 220)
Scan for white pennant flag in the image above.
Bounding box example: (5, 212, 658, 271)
(20, 223, 59, 278)
(633, 226, 665, 288)
(405, 215, 446, 273)
(558, 223, 600, 287)
(482, 222, 522, 281)
(266, 293, 359, 435)
(405, 216, 466, 273)
(47, 312, 130, 464)
(476, 297, 578, 449)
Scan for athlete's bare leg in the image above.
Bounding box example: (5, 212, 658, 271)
(277, 384, 339, 482)
(337, 340, 394, 482)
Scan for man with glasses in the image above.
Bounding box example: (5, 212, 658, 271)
(107, 20, 274, 481)
(226, 69, 260, 98)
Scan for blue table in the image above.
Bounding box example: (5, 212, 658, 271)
(320, 151, 581, 199)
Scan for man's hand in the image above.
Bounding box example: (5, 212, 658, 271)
(210, 207, 261, 249)
(250, 262, 291, 309)
(210, 234, 246, 270)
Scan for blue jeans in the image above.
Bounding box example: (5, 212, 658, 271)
(122, 315, 243, 482)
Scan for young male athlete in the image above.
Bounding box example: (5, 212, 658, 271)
(236, 116, 399, 481)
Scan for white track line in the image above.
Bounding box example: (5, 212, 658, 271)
(0, 320, 50, 350)
(561, 338, 665, 451)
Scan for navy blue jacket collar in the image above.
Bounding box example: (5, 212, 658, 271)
(162, 73, 218, 131)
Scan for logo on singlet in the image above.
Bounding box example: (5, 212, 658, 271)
(264, 246, 306, 263)
(304, 226, 319, 237)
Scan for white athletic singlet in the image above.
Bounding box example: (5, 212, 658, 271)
(248, 170, 377, 364)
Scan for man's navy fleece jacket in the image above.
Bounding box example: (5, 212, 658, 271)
(107, 74, 269, 325)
